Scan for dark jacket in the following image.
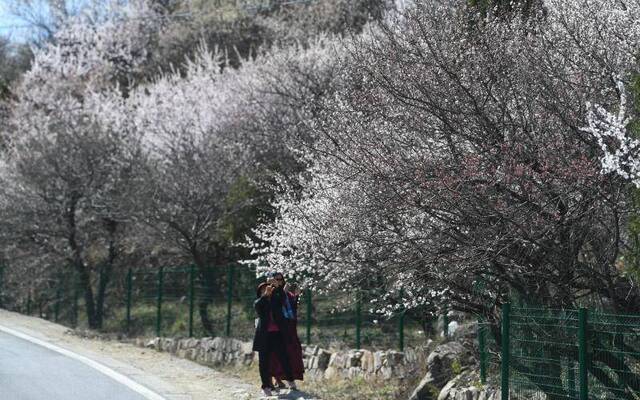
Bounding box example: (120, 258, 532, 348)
(287, 291, 299, 319)
(252, 288, 289, 352)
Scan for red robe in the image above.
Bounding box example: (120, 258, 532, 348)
(269, 292, 305, 381)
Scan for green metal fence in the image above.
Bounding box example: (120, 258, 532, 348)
(491, 305, 640, 400)
(504, 306, 580, 399)
(13, 264, 640, 397)
(0, 265, 430, 352)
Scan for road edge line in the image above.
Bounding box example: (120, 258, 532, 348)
(0, 324, 167, 400)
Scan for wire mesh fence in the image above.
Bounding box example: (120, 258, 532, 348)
(1, 265, 433, 352)
(14, 264, 640, 398)
(588, 312, 640, 400)
(507, 307, 580, 400)
(499, 306, 640, 400)
(478, 316, 501, 388)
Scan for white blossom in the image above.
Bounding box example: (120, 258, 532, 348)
(583, 82, 640, 186)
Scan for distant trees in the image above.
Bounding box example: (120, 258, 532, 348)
(0, 0, 322, 333)
(123, 50, 256, 334)
(0, 38, 31, 95)
(0, 37, 31, 151)
(148, 0, 390, 74)
(0, 1, 160, 328)
(4, 0, 95, 45)
(119, 36, 346, 333)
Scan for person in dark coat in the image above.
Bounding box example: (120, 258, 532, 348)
(252, 279, 295, 396)
(270, 277, 305, 386)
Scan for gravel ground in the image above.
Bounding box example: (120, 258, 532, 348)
(0, 309, 275, 400)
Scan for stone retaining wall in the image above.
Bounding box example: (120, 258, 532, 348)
(73, 328, 499, 399)
(133, 336, 432, 381)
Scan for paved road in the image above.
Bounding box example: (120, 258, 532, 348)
(0, 330, 149, 400)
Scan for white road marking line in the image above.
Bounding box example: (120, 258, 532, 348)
(0, 324, 167, 400)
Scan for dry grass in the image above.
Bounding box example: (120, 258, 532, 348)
(223, 363, 427, 400)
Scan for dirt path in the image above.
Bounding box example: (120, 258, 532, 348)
(0, 309, 265, 400)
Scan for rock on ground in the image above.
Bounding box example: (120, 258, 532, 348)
(437, 371, 500, 400)
(409, 341, 475, 400)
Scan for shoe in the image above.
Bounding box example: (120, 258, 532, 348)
(262, 387, 274, 396)
(275, 380, 287, 390)
(286, 380, 297, 391)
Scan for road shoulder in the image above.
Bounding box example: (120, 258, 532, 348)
(0, 309, 259, 400)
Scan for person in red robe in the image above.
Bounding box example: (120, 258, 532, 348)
(252, 280, 296, 397)
(268, 274, 305, 388)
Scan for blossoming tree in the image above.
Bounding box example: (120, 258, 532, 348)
(252, 0, 640, 322)
(0, 0, 160, 328)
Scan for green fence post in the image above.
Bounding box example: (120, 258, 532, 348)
(355, 293, 362, 349)
(225, 264, 234, 337)
(568, 359, 576, 399)
(305, 289, 312, 345)
(189, 264, 195, 338)
(54, 286, 61, 322)
(443, 311, 449, 339)
(501, 303, 510, 400)
(156, 266, 164, 337)
(73, 276, 79, 327)
(0, 264, 4, 308)
(27, 290, 32, 315)
(479, 317, 487, 385)
(398, 288, 405, 352)
(578, 308, 588, 400)
(126, 268, 132, 334)
(399, 310, 405, 352)
(614, 331, 624, 393)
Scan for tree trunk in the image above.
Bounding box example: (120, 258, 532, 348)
(197, 299, 214, 335)
(196, 262, 217, 335)
(95, 264, 111, 329)
(77, 264, 98, 328)
(95, 219, 118, 329)
(66, 194, 98, 329)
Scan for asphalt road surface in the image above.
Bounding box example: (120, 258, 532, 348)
(0, 330, 149, 400)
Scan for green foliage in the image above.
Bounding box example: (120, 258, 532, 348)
(629, 74, 640, 136)
(451, 358, 463, 375)
(0, 79, 10, 100)
(220, 175, 266, 245)
(101, 301, 246, 338)
(427, 383, 441, 399)
(0, 38, 31, 98)
(624, 74, 640, 281)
